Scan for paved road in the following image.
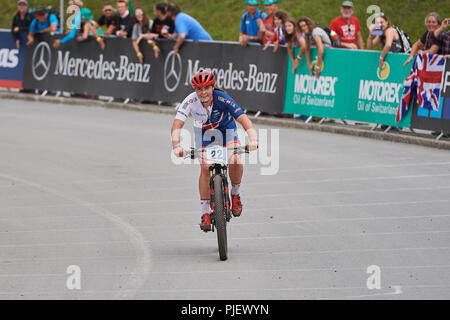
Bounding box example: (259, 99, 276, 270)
(1, 98, 450, 299)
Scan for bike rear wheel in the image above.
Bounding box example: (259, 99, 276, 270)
(213, 174, 227, 261)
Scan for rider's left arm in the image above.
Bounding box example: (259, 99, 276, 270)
(236, 114, 258, 150)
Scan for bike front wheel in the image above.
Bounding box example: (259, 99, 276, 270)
(213, 174, 227, 261)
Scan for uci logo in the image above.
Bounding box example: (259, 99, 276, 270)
(377, 61, 390, 80)
(0, 49, 19, 68)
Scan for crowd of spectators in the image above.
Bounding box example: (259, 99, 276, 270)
(240, 0, 450, 76)
(9, 0, 450, 68)
(10, 0, 210, 62)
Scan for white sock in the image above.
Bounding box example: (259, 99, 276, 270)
(200, 199, 210, 214)
(231, 184, 241, 195)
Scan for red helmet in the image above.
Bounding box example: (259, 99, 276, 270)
(191, 69, 216, 88)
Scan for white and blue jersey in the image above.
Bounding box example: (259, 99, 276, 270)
(175, 90, 245, 148)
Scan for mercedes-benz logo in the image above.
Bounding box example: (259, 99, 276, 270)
(32, 42, 51, 81)
(164, 51, 182, 92)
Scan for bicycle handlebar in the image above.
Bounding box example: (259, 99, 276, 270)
(183, 145, 255, 160)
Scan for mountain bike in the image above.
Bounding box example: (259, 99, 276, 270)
(185, 145, 250, 261)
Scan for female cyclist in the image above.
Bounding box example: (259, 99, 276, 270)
(171, 70, 258, 232)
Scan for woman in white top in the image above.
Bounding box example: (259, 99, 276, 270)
(297, 16, 332, 78)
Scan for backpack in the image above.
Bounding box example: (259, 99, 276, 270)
(45, 7, 61, 27)
(319, 26, 341, 48)
(393, 25, 412, 54)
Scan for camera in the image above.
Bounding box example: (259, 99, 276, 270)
(371, 24, 383, 36)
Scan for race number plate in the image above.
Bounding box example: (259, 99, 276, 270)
(206, 146, 227, 165)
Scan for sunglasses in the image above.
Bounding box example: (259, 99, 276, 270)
(103, 8, 113, 12)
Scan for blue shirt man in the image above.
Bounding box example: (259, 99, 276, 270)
(27, 6, 60, 46)
(29, 12, 60, 33)
(240, 0, 267, 46)
(167, 3, 212, 54)
(174, 12, 212, 42)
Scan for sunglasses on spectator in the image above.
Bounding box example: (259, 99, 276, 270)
(103, 8, 113, 12)
(135, 12, 143, 16)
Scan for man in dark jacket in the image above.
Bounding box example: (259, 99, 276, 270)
(115, 0, 134, 38)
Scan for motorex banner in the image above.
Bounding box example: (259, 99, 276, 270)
(283, 47, 412, 127)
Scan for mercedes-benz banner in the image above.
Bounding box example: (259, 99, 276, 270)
(22, 34, 287, 113)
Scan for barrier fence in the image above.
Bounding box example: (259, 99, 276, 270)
(284, 47, 413, 128)
(1, 29, 449, 134)
(21, 33, 287, 114)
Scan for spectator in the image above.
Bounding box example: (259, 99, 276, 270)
(403, 13, 442, 67)
(260, 0, 279, 45)
(132, 7, 159, 63)
(367, 13, 408, 70)
(151, 3, 176, 39)
(53, 0, 84, 48)
(239, 0, 266, 47)
(329, 1, 363, 49)
(97, 2, 119, 36)
(297, 16, 332, 78)
(434, 18, 450, 58)
(75, 8, 105, 50)
(284, 17, 308, 74)
(115, 0, 135, 38)
(26, 6, 60, 46)
(166, 2, 212, 54)
(263, 10, 288, 52)
(11, 0, 32, 49)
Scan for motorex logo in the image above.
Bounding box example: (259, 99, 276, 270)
(358, 62, 401, 103)
(377, 61, 390, 81)
(311, 58, 324, 75)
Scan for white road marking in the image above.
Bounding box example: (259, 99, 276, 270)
(2, 212, 450, 234)
(2, 231, 450, 247)
(344, 285, 403, 299)
(2, 194, 450, 211)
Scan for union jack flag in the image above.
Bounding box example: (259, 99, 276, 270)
(396, 53, 446, 122)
